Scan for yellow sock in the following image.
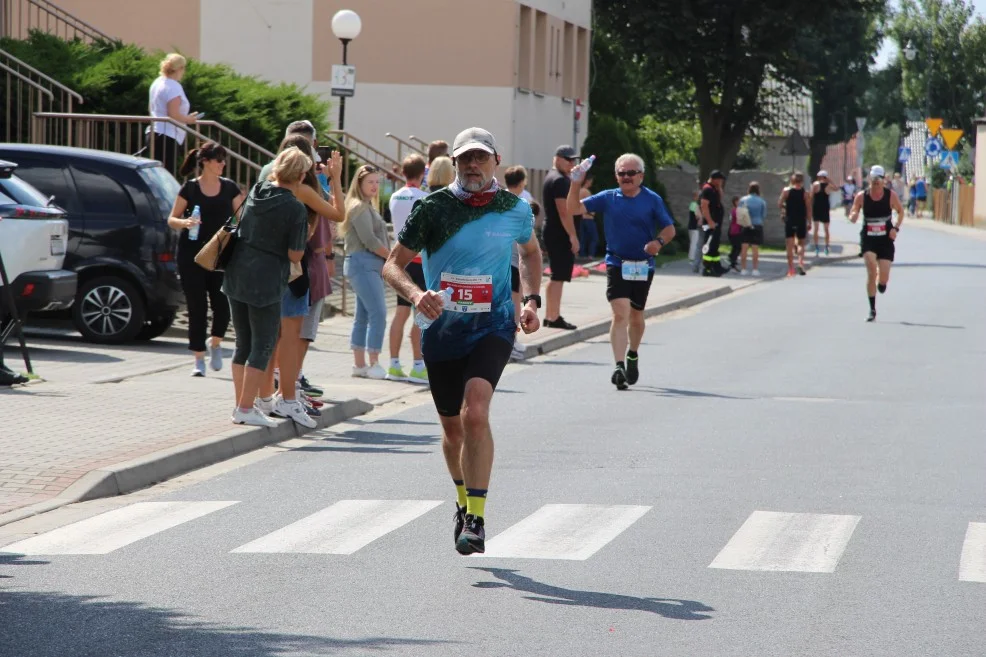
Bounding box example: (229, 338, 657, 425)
(453, 480, 467, 508)
(466, 488, 487, 518)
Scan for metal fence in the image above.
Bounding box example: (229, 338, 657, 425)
(0, 0, 116, 43)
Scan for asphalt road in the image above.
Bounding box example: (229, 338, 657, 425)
(2, 220, 985, 657)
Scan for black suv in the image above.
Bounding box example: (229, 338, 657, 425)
(0, 144, 183, 343)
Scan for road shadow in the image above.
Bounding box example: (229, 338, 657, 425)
(470, 568, 714, 621)
(531, 360, 606, 367)
(0, 553, 48, 578)
(898, 321, 965, 330)
(632, 386, 746, 400)
(308, 429, 439, 449)
(0, 589, 449, 656)
(2, 345, 122, 364)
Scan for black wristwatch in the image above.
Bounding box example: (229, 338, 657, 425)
(522, 294, 542, 309)
(656, 237, 666, 246)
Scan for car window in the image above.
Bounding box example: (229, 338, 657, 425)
(0, 189, 16, 206)
(5, 163, 76, 212)
(138, 164, 181, 218)
(70, 164, 135, 214)
(0, 176, 50, 207)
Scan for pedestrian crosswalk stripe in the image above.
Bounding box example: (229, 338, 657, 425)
(0, 501, 239, 555)
(230, 500, 442, 555)
(477, 504, 651, 560)
(709, 511, 860, 573)
(959, 522, 986, 583)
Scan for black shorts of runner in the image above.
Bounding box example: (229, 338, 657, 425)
(862, 235, 895, 262)
(510, 265, 520, 294)
(544, 229, 575, 282)
(741, 226, 763, 245)
(814, 213, 831, 224)
(605, 265, 654, 311)
(785, 219, 807, 240)
(425, 334, 514, 417)
(396, 261, 427, 308)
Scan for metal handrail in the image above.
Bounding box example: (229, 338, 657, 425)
(408, 135, 431, 152)
(0, 61, 53, 99)
(196, 120, 275, 159)
(386, 132, 424, 163)
(23, 0, 115, 42)
(0, 48, 84, 105)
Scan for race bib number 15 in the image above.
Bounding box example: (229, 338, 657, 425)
(440, 273, 493, 313)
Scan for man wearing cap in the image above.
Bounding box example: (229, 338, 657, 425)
(811, 170, 834, 256)
(566, 153, 676, 390)
(383, 127, 543, 556)
(540, 145, 582, 330)
(848, 165, 904, 321)
(699, 170, 728, 277)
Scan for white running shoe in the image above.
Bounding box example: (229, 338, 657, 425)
(366, 363, 387, 380)
(511, 341, 526, 360)
(740, 269, 749, 276)
(231, 407, 277, 427)
(273, 398, 317, 429)
(352, 366, 369, 378)
(254, 396, 276, 415)
(752, 268, 760, 276)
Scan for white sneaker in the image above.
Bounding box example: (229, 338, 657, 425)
(366, 363, 387, 380)
(231, 407, 277, 428)
(273, 398, 317, 429)
(740, 269, 749, 276)
(752, 268, 760, 276)
(511, 341, 526, 360)
(255, 396, 276, 415)
(352, 366, 369, 378)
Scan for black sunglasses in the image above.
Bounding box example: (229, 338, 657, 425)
(617, 170, 642, 178)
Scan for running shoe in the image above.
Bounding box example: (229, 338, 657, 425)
(611, 364, 629, 391)
(366, 363, 387, 380)
(453, 503, 466, 544)
(824, 246, 830, 256)
(455, 514, 486, 555)
(625, 353, 640, 385)
(191, 357, 206, 377)
(544, 316, 577, 330)
(232, 407, 277, 428)
(254, 396, 276, 415)
(407, 366, 429, 385)
(798, 266, 806, 276)
(867, 309, 876, 322)
(385, 366, 407, 382)
(298, 375, 323, 397)
(302, 393, 324, 409)
(207, 344, 223, 372)
(273, 398, 317, 429)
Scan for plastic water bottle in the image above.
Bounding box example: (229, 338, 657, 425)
(414, 288, 453, 330)
(188, 205, 201, 241)
(571, 154, 596, 182)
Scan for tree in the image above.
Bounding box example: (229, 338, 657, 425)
(595, 0, 884, 180)
(891, 0, 986, 138)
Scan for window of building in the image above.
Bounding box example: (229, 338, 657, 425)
(518, 5, 533, 89)
(563, 22, 575, 98)
(576, 27, 589, 100)
(534, 10, 547, 92)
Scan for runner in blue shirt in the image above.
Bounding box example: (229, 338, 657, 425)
(566, 153, 676, 390)
(383, 127, 543, 556)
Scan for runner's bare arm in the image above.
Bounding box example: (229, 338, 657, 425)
(849, 191, 865, 222)
(778, 189, 788, 212)
(889, 191, 905, 230)
(645, 223, 677, 255)
(383, 244, 441, 320)
(517, 234, 543, 333)
(805, 188, 813, 222)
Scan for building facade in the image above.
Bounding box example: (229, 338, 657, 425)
(51, 0, 592, 175)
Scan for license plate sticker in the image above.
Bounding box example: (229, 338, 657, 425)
(440, 273, 493, 313)
(621, 260, 649, 281)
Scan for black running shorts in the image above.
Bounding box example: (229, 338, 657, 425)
(397, 261, 427, 308)
(425, 334, 514, 417)
(784, 219, 807, 239)
(862, 236, 895, 261)
(510, 265, 520, 294)
(605, 265, 654, 311)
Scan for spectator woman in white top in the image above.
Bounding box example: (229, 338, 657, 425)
(146, 53, 199, 176)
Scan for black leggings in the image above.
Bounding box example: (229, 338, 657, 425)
(179, 260, 230, 352)
(228, 298, 281, 371)
(147, 133, 182, 178)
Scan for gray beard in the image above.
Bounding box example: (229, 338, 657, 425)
(457, 173, 490, 192)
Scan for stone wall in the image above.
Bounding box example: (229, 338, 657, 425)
(655, 169, 790, 245)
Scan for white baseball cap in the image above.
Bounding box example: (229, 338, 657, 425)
(452, 127, 497, 158)
(818, 170, 829, 178)
(869, 165, 885, 179)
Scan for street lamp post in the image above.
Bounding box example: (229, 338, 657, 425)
(331, 9, 362, 132)
(829, 107, 849, 181)
(903, 30, 933, 177)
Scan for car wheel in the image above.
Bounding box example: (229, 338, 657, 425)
(72, 276, 146, 344)
(135, 310, 177, 341)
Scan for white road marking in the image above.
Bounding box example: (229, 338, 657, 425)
(478, 504, 651, 560)
(231, 499, 442, 554)
(0, 501, 238, 555)
(709, 510, 860, 573)
(959, 522, 986, 583)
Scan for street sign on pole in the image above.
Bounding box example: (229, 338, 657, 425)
(779, 129, 811, 156)
(925, 137, 943, 159)
(925, 118, 943, 137)
(898, 147, 911, 164)
(856, 117, 867, 131)
(940, 128, 964, 151)
(939, 150, 960, 170)
(330, 64, 356, 97)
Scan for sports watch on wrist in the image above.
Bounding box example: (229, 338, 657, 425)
(656, 237, 666, 246)
(522, 294, 542, 309)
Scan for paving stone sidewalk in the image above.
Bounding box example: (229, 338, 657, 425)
(0, 243, 852, 524)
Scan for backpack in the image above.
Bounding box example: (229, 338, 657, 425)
(736, 199, 753, 228)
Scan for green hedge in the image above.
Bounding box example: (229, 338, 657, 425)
(0, 32, 330, 154)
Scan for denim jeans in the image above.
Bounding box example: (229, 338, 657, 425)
(579, 218, 599, 257)
(344, 250, 387, 353)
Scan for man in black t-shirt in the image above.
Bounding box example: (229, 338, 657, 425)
(541, 145, 581, 330)
(699, 170, 727, 277)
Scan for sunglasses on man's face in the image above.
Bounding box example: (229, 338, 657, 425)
(617, 170, 642, 178)
(456, 151, 493, 165)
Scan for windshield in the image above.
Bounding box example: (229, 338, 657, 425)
(0, 175, 51, 207)
(138, 164, 181, 218)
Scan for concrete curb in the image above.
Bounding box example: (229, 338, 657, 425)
(0, 397, 373, 528)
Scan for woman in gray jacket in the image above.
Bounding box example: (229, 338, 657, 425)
(342, 165, 390, 379)
(223, 148, 310, 427)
